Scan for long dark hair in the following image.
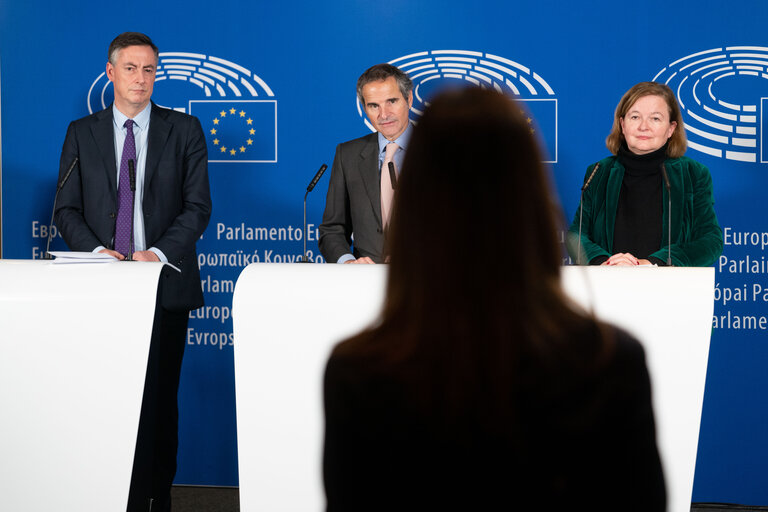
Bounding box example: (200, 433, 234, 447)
(335, 87, 608, 421)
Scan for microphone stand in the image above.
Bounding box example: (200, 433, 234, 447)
(300, 164, 328, 263)
(45, 157, 79, 259)
(127, 159, 136, 261)
(576, 162, 600, 265)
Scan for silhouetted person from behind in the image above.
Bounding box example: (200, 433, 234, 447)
(322, 87, 666, 511)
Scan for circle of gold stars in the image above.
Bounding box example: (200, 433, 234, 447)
(519, 109, 535, 135)
(210, 107, 256, 156)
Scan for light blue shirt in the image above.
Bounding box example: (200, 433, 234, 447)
(377, 122, 412, 173)
(336, 123, 413, 263)
(94, 103, 166, 262)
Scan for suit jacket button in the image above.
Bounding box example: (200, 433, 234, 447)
(109, 212, 116, 218)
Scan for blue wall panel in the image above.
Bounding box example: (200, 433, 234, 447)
(2, 0, 768, 503)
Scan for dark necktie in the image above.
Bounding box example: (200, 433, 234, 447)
(380, 142, 398, 228)
(114, 119, 136, 255)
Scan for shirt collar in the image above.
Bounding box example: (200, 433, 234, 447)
(378, 122, 413, 155)
(112, 102, 152, 131)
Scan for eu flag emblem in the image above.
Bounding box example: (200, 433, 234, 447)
(518, 99, 558, 163)
(190, 100, 277, 163)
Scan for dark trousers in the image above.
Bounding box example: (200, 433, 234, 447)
(127, 307, 188, 512)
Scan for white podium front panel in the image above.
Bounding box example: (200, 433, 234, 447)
(233, 264, 714, 512)
(561, 266, 714, 512)
(0, 260, 165, 512)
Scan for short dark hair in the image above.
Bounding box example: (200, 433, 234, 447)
(605, 81, 687, 158)
(108, 32, 159, 65)
(356, 63, 413, 104)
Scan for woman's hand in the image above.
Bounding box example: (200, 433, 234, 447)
(602, 252, 639, 266)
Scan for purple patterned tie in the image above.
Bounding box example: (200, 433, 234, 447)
(114, 119, 136, 256)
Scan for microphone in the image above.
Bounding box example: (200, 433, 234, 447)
(576, 162, 600, 265)
(661, 163, 672, 266)
(388, 161, 397, 190)
(581, 162, 601, 192)
(300, 164, 328, 263)
(45, 157, 79, 259)
(127, 159, 136, 261)
(306, 163, 327, 193)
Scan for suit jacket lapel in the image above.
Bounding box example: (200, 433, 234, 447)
(359, 134, 382, 226)
(145, 103, 171, 193)
(90, 109, 118, 197)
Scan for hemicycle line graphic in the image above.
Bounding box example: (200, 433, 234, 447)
(654, 46, 768, 163)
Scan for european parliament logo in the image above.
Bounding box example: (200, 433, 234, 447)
(87, 52, 277, 163)
(654, 46, 768, 164)
(358, 50, 558, 163)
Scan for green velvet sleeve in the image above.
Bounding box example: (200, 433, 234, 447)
(567, 161, 612, 265)
(649, 160, 723, 267)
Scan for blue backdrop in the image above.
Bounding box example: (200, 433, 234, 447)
(2, 0, 767, 504)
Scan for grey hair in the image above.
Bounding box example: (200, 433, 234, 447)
(356, 63, 413, 104)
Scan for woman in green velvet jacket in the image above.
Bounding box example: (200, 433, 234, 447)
(568, 82, 723, 267)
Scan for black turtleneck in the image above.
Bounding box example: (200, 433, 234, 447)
(612, 142, 667, 265)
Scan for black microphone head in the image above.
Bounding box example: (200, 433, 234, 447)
(388, 161, 397, 189)
(581, 162, 600, 191)
(58, 156, 79, 190)
(660, 163, 671, 190)
(306, 163, 328, 192)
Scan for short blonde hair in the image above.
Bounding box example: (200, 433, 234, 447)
(605, 82, 687, 158)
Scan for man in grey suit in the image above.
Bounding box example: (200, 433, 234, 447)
(55, 32, 211, 512)
(319, 64, 413, 263)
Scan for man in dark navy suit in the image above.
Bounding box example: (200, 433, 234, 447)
(55, 32, 211, 512)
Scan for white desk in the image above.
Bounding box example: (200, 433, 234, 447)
(233, 265, 714, 512)
(0, 260, 165, 511)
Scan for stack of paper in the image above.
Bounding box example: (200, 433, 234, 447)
(49, 252, 118, 264)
